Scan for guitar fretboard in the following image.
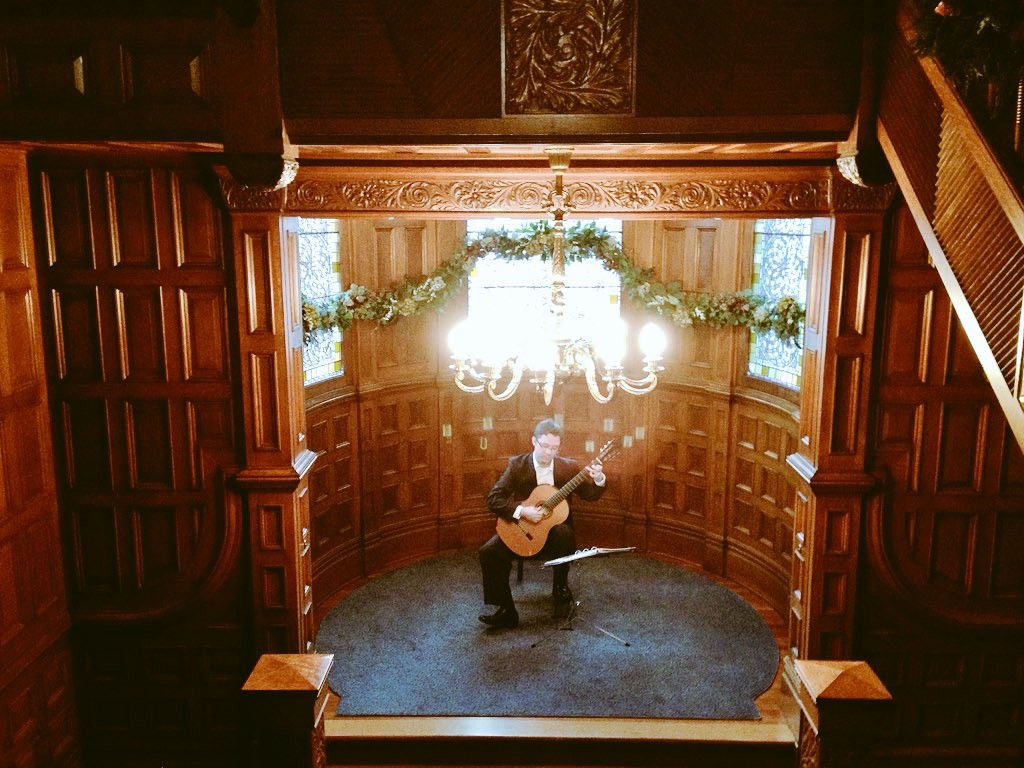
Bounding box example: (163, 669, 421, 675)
(543, 470, 589, 509)
(538, 439, 618, 512)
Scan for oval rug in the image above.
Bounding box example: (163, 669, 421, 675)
(316, 550, 778, 720)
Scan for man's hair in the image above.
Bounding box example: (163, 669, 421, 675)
(533, 418, 562, 440)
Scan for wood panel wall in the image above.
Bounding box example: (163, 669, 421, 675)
(0, 149, 79, 767)
(786, 209, 885, 663)
(31, 153, 248, 767)
(861, 199, 1024, 764)
(305, 217, 801, 625)
(2, 156, 915, 767)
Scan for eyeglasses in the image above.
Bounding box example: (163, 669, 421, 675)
(535, 440, 560, 452)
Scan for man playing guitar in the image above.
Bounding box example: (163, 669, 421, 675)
(478, 418, 607, 630)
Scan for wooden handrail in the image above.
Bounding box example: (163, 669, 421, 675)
(877, 4, 1024, 451)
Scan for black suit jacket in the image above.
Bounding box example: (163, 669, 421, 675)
(486, 452, 606, 523)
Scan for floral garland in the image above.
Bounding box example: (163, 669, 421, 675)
(301, 222, 806, 346)
(911, 0, 1024, 88)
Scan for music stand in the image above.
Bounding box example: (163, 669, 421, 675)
(530, 546, 636, 648)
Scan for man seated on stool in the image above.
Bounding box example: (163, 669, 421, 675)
(478, 418, 607, 629)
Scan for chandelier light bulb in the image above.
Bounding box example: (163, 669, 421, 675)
(521, 337, 555, 373)
(594, 317, 628, 367)
(481, 322, 519, 369)
(448, 320, 473, 359)
(638, 322, 667, 360)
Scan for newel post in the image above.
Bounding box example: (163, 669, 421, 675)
(243, 654, 334, 768)
(790, 659, 892, 768)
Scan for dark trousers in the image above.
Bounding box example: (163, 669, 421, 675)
(479, 522, 575, 608)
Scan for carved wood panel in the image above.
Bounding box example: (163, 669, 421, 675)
(33, 155, 247, 761)
(861, 199, 1024, 758)
(306, 394, 363, 616)
(274, 0, 860, 144)
(871, 202, 1024, 623)
(281, 167, 835, 217)
(504, 0, 635, 115)
(727, 398, 797, 612)
(623, 219, 740, 388)
(647, 387, 714, 563)
(359, 386, 440, 575)
(347, 219, 462, 389)
(40, 162, 239, 614)
(0, 149, 77, 765)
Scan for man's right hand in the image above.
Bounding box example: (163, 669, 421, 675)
(516, 505, 544, 523)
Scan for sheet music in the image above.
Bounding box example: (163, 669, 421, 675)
(543, 546, 636, 567)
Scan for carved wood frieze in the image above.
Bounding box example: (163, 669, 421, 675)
(217, 168, 289, 211)
(290, 179, 552, 214)
(220, 175, 843, 215)
(504, 0, 635, 115)
(215, 162, 904, 216)
(832, 173, 897, 212)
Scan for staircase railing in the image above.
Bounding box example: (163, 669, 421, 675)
(877, 7, 1024, 452)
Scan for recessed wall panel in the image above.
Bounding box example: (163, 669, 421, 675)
(180, 287, 228, 381)
(40, 168, 94, 268)
(171, 171, 222, 268)
(1, 289, 38, 396)
(115, 286, 166, 382)
(107, 170, 158, 268)
(126, 400, 173, 489)
(52, 287, 102, 381)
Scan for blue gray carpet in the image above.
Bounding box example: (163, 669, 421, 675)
(316, 550, 778, 719)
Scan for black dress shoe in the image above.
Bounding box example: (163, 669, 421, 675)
(478, 606, 519, 629)
(552, 586, 573, 619)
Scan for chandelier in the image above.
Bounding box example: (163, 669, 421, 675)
(448, 147, 666, 405)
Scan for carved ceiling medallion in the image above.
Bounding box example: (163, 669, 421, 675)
(504, 0, 635, 115)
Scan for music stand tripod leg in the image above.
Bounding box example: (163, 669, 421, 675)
(557, 561, 631, 647)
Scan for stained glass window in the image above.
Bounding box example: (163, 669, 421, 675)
(465, 218, 623, 340)
(298, 218, 343, 385)
(748, 219, 811, 389)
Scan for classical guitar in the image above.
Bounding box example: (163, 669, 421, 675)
(496, 439, 621, 557)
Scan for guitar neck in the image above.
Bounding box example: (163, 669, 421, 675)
(544, 468, 589, 509)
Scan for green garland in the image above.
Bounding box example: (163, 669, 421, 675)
(911, 0, 1024, 88)
(301, 222, 806, 346)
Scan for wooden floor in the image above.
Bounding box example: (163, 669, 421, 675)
(323, 560, 800, 767)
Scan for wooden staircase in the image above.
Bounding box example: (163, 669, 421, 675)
(877, 8, 1024, 452)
